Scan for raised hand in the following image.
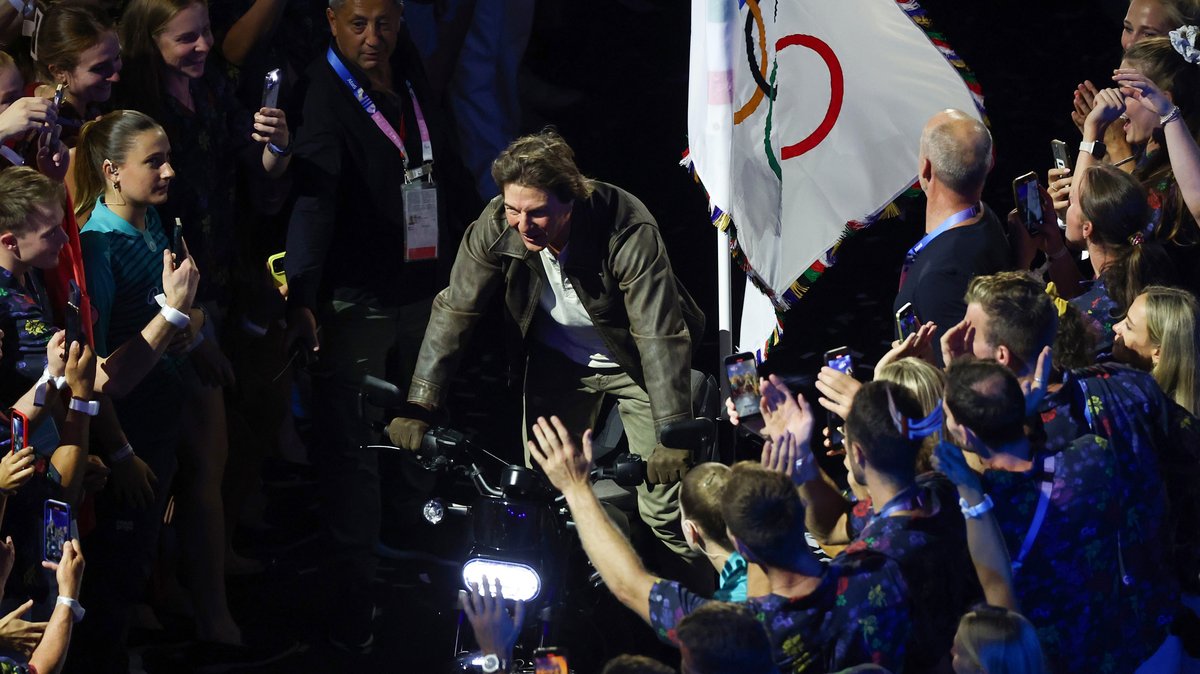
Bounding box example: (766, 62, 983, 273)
(941, 319, 976, 367)
(463, 576, 525, 663)
(1113, 67, 1174, 117)
(527, 416, 593, 494)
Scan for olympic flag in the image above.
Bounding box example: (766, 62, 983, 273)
(688, 0, 984, 351)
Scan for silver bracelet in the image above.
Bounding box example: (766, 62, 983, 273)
(1161, 105, 1182, 126)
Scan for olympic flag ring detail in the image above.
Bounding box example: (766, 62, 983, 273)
(775, 34, 844, 160)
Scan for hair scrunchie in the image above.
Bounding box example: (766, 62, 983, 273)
(1170, 25, 1200, 64)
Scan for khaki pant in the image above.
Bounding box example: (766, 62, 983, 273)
(522, 346, 690, 556)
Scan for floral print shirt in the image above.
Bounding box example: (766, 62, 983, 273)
(649, 550, 910, 673)
(844, 473, 982, 672)
(0, 267, 55, 406)
(984, 363, 1177, 674)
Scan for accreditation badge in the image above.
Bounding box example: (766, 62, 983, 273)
(402, 181, 439, 262)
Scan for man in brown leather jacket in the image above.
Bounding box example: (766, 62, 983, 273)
(390, 129, 705, 555)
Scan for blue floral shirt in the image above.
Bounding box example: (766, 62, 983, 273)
(985, 363, 1177, 673)
(649, 550, 910, 673)
(844, 473, 982, 672)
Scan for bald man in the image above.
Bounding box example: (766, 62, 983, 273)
(894, 109, 1012, 363)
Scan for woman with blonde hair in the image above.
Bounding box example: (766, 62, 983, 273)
(1114, 284, 1200, 414)
(951, 605, 1047, 674)
(875, 356, 945, 473)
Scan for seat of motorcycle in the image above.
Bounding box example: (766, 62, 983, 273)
(592, 478, 637, 512)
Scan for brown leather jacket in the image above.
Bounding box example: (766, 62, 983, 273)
(408, 182, 705, 436)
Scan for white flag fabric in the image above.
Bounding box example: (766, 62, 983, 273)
(688, 0, 984, 331)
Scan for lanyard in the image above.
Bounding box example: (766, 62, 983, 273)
(900, 204, 981, 284)
(325, 47, 433, 175)
(1011, 454, 1056, 574)
(876, 484, 925, 519)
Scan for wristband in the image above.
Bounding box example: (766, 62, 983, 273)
(33, 367, 67, 406)
(109, 443, 134, 464)
(56, 596, 85, 623)
(68, 397, 99, 416)
(1160, 105, 1182, 126)
(1047, 246, 1069, 260)
(154, 293, 190, 329)
(959, 494, 994, 519)
(267, 141, 292, 157)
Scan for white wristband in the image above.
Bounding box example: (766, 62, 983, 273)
(33, 367, 67, 406)
(959, 494, 994, 519)
(56, 596, 85, 623)
(68, 397, 99, 417)
(154, 294, 190, 329)
(109, 443, 134, 463)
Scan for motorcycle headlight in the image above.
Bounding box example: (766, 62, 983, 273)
(462, 558, 541, 602)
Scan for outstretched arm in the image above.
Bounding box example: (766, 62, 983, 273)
(528, 417, 660, 623)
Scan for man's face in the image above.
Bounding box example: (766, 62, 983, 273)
(503, 183, 573, 253)
(327, 0, 402, 74)
(13, 203, 68, 270)
(963, 302, 1000, 360)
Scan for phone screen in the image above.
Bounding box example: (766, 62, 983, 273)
(10, 410, 26, 454)
(534, 652, 568, 674)
(261, 68, 281, 110)
(895, 303, 919, 342)
(724, 353, 761, 418)
(824, 348, 853, 447)
(43, 499, 70, 563)
(45, 84, 65, 148)
(1013, 173, 1042, 234)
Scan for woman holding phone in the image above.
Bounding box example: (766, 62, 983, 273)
(72, 109, 247, 664)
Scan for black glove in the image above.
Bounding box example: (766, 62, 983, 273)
(646, 444, 691, 484)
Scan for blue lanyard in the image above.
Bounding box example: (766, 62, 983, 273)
(876, 484, 925, 519)
(904, 204, 981, 267)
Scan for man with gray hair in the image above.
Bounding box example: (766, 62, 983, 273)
(894, 108, 1011, 363)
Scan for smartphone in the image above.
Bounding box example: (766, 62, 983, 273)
(724, 351, 761, 419)
(10, 408, 28, 454)
(1012, 172, 1042, 236)
(43, 499, 70, 563)
(65, 280, 84, 349)
(45, 83, 65, 148)
(261, 68, 281, 110)
(894, 302, 919, 342)
(823, 347, 854, 448)
(171, 217, 186, 265)
(1051, 139, 1071, 171)
(266, 251, 286, 287)
(534, 648, 569, 674)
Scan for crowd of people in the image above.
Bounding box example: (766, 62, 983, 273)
(0, 0, 1196, 672)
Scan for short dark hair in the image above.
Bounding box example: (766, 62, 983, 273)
(0, 167, 65, 236)
(677, 602, 777, 674)
(844, 380, 924, 482)
(720, 463, 808, 570)
(600, 654, 674, 674)
(964, 272, 1057, 365)
(681, 463, 733, 550)
(945, 359, 1026, 450)
(491, 128, 594, 203)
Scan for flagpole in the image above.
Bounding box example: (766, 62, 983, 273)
(717, 227, 732, 411)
